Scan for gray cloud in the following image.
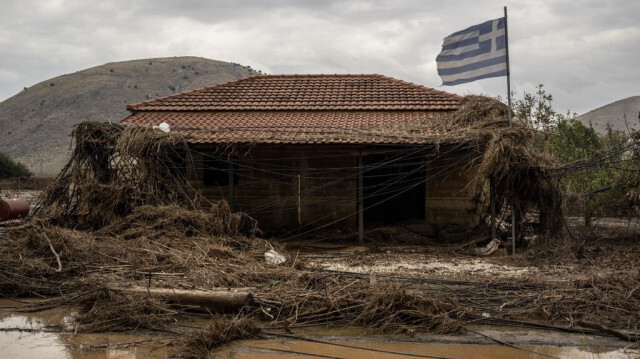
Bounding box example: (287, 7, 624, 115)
(1, 0, 639, 114)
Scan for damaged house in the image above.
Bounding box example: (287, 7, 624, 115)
(120, 74, 497, 236)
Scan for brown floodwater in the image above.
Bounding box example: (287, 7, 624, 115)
(2, 298, 639, 358)
(221, 339, 638, 359)
(0, 299, 172, 358)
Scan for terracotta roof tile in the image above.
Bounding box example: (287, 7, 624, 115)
(122, 111, 466, 145)
(127, 74, 461, 112)
(123, 74, 466, 145)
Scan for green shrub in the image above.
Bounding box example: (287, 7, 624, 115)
(0, 153, 33, 178)
(514, 86, 636, 217)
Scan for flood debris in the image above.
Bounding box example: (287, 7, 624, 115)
(177, 318, 262, 358)
(32, 122, 234, 228)
(112, 285, 255, 312)
(0, 197, 30, 221)
(349, 283, 466, 334)
(473, 238, 501, 256)
(456, 96, 565, 237)
(264, 249, 286, 265)
(74, 289, 177, 332)
(1, 120, 639, 358)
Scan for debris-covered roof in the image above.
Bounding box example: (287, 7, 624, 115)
(123, 111, 454, 144)
(123, 74, 463, 144)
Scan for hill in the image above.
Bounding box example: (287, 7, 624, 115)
(0, 57, 258, 175)
(576, 96, 640, 134)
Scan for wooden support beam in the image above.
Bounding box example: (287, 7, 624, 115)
(511, 200, 516, 255)
(490, 176, 496, 242)
(228, 158, 235, 211)
(297, 174, 301, 227)
(113, 286, 254, 312)
(425, 162, 429, 224)
(358, 155, 364, 243)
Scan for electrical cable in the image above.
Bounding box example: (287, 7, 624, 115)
(262, 331, 457, 359)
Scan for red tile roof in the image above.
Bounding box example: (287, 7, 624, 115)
(123, 74, 464, 144)
(127, 74, 461, 112)
(123, 111, 462, 145)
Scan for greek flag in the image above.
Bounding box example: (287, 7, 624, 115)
(436, 18, 507, 86)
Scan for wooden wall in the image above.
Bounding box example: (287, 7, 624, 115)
(425, 150, 481, 229)
(188, 144, 481, 233)
(188, 144, 357, 231)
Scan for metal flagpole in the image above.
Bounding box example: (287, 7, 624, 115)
(505, 6, 513, 127)
(504, 6, 516, 255)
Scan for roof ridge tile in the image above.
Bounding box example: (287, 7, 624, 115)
(127, 74, 462, 112)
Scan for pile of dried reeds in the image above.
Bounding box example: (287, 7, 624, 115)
(349, 283, 466, 334)
(177, 318, 262, 358)
(247, 272, 466, 335)
(527, 273, 640, 329)
(452, 95, 510, 127)
(455, 96, 564, 235)
(74, 288, 177, 332)
(97, 203, 255, 242)
(0, 209, 274, 296)
(33, 122, 196, 227)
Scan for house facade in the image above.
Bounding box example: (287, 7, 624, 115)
(122, 74, 481, 235)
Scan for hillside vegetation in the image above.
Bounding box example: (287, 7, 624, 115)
(0, 57, 258, 175)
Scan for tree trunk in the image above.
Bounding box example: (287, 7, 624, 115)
(113, 286, 254, 312)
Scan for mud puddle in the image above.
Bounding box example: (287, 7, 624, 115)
(0, 299, 172, 358)
(221, 324, 640, 358)
(221, 338, 638, 359)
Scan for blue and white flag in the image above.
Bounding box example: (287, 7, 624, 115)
(436, 18, 507, 86)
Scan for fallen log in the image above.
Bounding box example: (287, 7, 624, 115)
(112, 285, 254, 312)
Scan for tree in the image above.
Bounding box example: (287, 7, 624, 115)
(512, 86, 634, 219)
(513, 84, 559, 131)
(545, 118, 601, 163)
(0, 153, 33, 178)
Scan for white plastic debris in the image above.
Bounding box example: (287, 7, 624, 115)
(264, 250, 286, 265)
(153, 122, 170, 133)
(473, 238, 501, 256)
(484, 216, 511, 231)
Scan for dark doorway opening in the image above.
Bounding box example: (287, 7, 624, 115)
(203, 156, 238, 187)
(362, 153, 426, 226)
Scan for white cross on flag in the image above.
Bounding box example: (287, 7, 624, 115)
(436, 18, 507, 86)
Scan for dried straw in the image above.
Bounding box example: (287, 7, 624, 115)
(176, 318, 262, 358)
(75, 288, 177, 332)
(454, 96, 565, 235)
(34, 122, 197, 228)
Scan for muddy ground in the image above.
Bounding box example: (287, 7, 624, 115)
(1, 188, 640, 357)
(304, 219, 640, 284)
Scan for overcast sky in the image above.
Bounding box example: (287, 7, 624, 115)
(1, 0, 638, 114)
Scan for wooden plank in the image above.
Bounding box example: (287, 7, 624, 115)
(425, 150, 481, 229)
